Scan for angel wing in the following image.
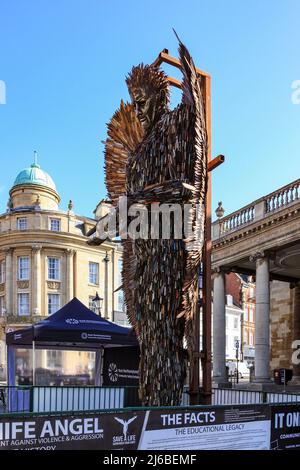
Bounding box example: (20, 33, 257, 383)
(104, 100, 143, 205)
(104, 100, 144, 337)
(175, 36, 208, 354)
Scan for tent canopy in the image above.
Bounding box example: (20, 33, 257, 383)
(6, 297, 137, 349)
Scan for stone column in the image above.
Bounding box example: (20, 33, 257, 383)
(252, 252, 271, 383)
(213, 268, 227, 384)
(66, 249, 74, 301)
(291, 283, 300, 384)
(32, 245, 42, 315)
(4, 248, 13, 315)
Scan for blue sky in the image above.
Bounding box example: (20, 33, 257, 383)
(0, 0, 299, 219)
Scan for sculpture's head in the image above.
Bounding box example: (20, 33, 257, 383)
(126, 64, 170, 132)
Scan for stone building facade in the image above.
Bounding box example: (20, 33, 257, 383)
(0, 159, 126, 380)
(270, 281, 293, 370)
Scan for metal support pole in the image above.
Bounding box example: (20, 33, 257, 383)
(200, 74, 212, 405)
(32, 341, 36, 386)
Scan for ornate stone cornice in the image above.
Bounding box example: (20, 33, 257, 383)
(32, 244, 42, 252)
(1, 247, 14, 255)
(249, 251, 265, 263)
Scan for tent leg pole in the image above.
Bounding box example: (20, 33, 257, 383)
(32, 341, 36, 386)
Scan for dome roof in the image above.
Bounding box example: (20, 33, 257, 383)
(12, 162, 57, 192)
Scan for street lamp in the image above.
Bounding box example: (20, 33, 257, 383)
(92, 292, 103, 316)
(235, 339, 240, 384)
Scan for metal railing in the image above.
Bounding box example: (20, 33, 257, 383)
(212, 178, 300, 240)
(2, 385, 299, 414)
(0, 385, 140, 414)
(212, 387, 300, 405)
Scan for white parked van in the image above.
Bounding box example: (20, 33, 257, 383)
(226, 361, 250, 379)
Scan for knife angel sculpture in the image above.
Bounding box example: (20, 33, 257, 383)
(103, 38, 207, 406)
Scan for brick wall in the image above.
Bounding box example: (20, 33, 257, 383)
(226, 272, 242, 307)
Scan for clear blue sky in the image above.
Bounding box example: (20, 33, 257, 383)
(0, 0, 299, 219)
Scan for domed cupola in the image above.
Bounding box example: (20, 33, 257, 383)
(9, 152, 60, 211)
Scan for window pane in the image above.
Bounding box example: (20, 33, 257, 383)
(0, 296, 4, 316)
(89, 296, 97, 313)
(89, 262, 99, 284)
(118, 291, 125, 312)
(118, 259, 123, 285)
(18, 257, 30, 280)
(18, 293, 29, 316)
(17, 218, 27, 230)
(34, 349, 95, 386)
(50, 219, 60, 231)
(48, 258, 60, 280)
(15, 348, 33, 385)
(48, 294, 60, 315)
(0, 261, 5, 283)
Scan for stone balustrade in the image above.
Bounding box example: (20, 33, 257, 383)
(212, 178, 300, 240)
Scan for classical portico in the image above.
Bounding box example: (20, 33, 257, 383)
(212, 179, 300, 389)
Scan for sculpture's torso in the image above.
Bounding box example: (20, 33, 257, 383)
(127, 105, 196, 195)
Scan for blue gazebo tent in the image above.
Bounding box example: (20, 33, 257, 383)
(6, 297, 138, 388)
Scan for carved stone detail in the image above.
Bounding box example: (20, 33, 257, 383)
(47, 281, 61, 290)
(17, 280, 29, 289)
(249, 251, 265, 263)
(65, 248, 75, 257)
(32, 244, 42, 252)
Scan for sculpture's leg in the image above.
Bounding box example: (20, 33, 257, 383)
(136, 240, 187, 406)
(139, 319, 186, 406)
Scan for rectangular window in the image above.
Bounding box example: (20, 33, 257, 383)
(0, 296, 4, 316)
(18, 293, 30, 316)
(0, 260, 5, 283)
(89, 262, 99, 285)
(50, 218, 61, 232)
(249, 331, 254, 346)
(233, 317, 238, 329)
(48, 258, 60, 280)
(18, 257, 30, 280)
(118, 259, 123, 286)
(48, 294, 60, 315)
(118, 291, 125, 312)
(17, 218, 27, 230)
(46, 350, 62, 368)
(89, 296, 97, 313)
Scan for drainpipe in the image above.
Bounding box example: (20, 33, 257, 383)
(103, 252, 109, 320)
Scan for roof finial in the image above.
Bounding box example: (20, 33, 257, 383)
(31, 150, 40, 169)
